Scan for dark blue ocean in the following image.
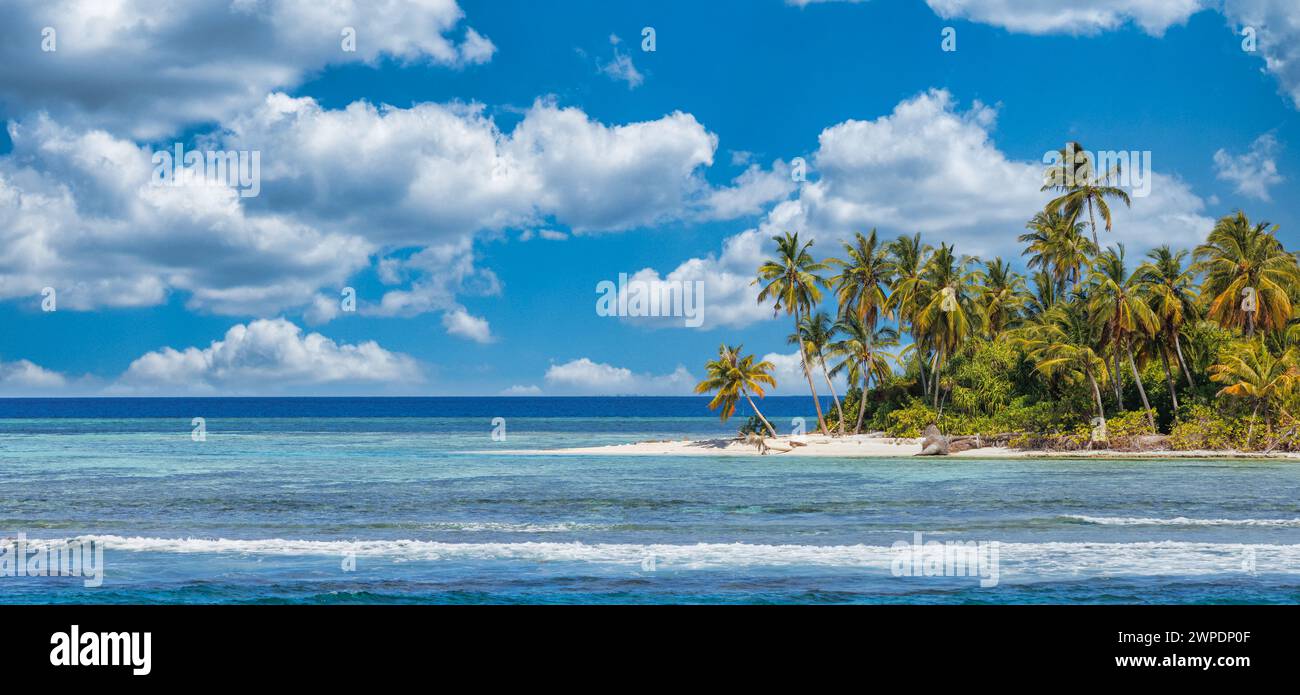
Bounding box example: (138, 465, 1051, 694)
(1, 397, 1296, 604)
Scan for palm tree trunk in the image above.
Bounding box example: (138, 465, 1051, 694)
(794, 307, 828, 434)
(818, 355, 845, 435)
(1159, 345, 1179, 411)
(930, 351, 942, 410)
(1110, 347, 1124, 406)
(854, 368, 870, 434)
(1173, 332, 1194, 389)
(1246, 310, 1255, 338)
(916, 334, 929, 399)
(1087, 197, 1098, 247)
(1125, 339, 1155, 431)
(1085, 364, 1105, 423)
(1246, 402, 1260, 449)
(742, 390, 778, 439)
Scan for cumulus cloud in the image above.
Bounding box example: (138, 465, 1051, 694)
(760, 350, 849, 396)
(501, 384, 542, 396)
(441, 308, 494, 343)
(543, 357, 695, 395)
(1214, 133, 1284, 201)
(115, 318, 422, 394)
(635, 89, 1214, 329)
(0, 358, 69, 394)
(0, 0, 494, 139)
(0, 94, 786, 325)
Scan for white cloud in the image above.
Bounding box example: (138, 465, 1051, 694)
(0, 0, 493, 139)
(923, 0, 1207, 36)
(501, 384, 542, 396)
(115, 318, 422, 394)
(760, 350, 849, 396)
(599, 40, 644, 89)
(543, 358, 695, 395)
(0, 358, 68, 391)
(441, 308, 494, 343)
(1214, 133, 1284, 201)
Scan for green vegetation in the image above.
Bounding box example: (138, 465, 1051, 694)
(694, 146, 1300, 452)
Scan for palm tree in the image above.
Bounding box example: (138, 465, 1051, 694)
(829, 229, 892, 330)
(1042, 142, 1133, 247)
(828, 314, 898, 434)
(1137, 246, 1199, 402)
(914, 243, 983, 408)
(1088, 246, 1160, 429)
(1209, 341, 1299, 447)
(885, 233, 931, 396)
(1194, 211, 1300, 337)
(1006, 304, 1108, 426)
(755, 232, 831, 434)
(1019, 210, 1095, 294)
(695, 344, 779, 438)
(791, 312, 846, 435)
(976, 257, 1027, 338)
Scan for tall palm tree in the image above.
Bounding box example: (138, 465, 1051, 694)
(829, 229, 892, 330)
(1194, 211, 1300, 337)
(914, 243, 983, 408)
(1088, 246, 1160, 429)
(976, 257, 1028, 338)
(791, 312, 845, 435)
(828, 314, 898, 434)
(1042, 142, 1133, 247)
(755, 232, 831, 434)
(1019, 210, 1095, 294)
(1209, 340, 1299, 447)
(885, 233, 931, 396)
(694, 344, 779, 438)
(1137, 246, 1198, 399)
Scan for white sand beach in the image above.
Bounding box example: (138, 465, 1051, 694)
(492, 433, 1300, 459)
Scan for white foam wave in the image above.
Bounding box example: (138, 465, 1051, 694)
(20, 536, 1300, 577)
(1065, 515, 1300, 527)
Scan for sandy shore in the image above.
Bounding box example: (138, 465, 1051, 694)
(490, 433, 1300, 459)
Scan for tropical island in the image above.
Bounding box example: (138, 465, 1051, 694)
(524, 144, 1300, 458)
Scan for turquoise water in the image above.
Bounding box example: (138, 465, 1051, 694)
(1, 405, 1297, 604)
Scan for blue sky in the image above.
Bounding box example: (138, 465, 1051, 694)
(0, 0, 1297, 396)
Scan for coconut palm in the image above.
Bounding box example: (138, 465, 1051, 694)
(828, 314, 899, 434)
(1194, 211, 1300, 337)
(976, 257, 1028, 338)
(885, 233, 931, 396)
(694, 344, 779, 438)
(1137, 246, 1199, 400)
(790, 312, 846, 435)
(755, 231, 831, 433)
(829, 229, 892, 329)
(1005, 304, 1108, 425)
(914, 243, 984, 408)
(1019, 210, 1095, 294)
(1088, 246, 1160, 429)
(1209, 341, 1299, 447)
(1042, 142, 1133, 247)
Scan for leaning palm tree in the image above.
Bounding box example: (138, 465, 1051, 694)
(695, 344, 779, 438)
(1209, 340, 1299, 447)
(791, 312, 845, 435)
(1194, 211, 1300, 337)
(828, 314, 899, 434)
(975, 257, 1028, 338)
(1137, 246, 1199, 401)
(754, 232, 831, 433)
(1088, 246, 1160, 430)
(913, 243, 984, 408)
(830, 229, 892, 329)
(1042, 141, 1133, 247)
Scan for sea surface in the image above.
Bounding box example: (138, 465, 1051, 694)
(1, 397, 1296, 604)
